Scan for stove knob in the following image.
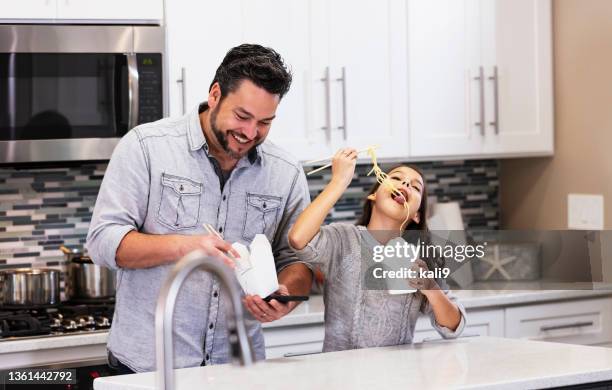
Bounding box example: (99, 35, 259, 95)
(66, 320, 78, 330)
(98, 317, 111, 327)
(87, 316, 96, 326)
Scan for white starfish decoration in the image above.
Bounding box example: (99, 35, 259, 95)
(480, 245, 517, 280)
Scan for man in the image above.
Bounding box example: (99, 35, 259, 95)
(87, 44, 312, 373)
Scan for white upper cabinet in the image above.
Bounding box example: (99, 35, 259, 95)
(326, 0, 409, 159)
(409, 0, 553, 159)
(480, 0, 553, 156)
(241, 0, 332, 161)
(166, 0, 331, 161)
(1, 0, 163, 23)
(56, 0, 163, 22)
(1, 0, 57, 20)
(166, 0, 410, 162)
(408, 0, 484, 158)
(166, 0, 242, 117)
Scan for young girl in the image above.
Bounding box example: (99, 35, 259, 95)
(289, 148, 466, 352)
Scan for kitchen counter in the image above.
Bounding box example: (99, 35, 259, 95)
(2, 287, 611, 357)
(453, 282, 612, 309)
(93, 336, 612, 389)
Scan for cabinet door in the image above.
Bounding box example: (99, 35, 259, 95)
(408, 0, 484, 158)
(1, 0, 56, 20)
(263, 323, 325, 359)
(413, 308, 504, 343)
(481, 0, 553, 156)
(327, 0, 409, 159)
(56, 0, 163, 22)
(166, 0, 243, 117)
(167, 0, 330, 161)
(241, 0, 332, 161)
(505, 298, 612, 346)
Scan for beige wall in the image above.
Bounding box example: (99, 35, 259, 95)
(500, 0, 612, 229)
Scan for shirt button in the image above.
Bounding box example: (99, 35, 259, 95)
(218, 227, 223, 233)
(205, 354, 210, 360)
(222, 195, 226, 201)
(209, 323, 214, 330)
(213, 291, 218, 298)
(263, 202, 267, 209)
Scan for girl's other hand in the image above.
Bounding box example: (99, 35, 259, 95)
(330, 148, 358, 188)
(408, 259, 439, 294)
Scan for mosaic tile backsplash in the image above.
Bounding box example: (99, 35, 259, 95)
(0, 159, 499, 273)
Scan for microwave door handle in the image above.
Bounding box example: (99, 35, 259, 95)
(126, 53, 140, 130)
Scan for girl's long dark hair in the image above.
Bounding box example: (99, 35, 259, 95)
(355, 164, 429, 231)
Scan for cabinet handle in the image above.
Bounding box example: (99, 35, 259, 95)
(474, 66, 485, 136)
(488, 66, 499, 134)
(283, 349, 322, 357)
(320, 67, 332, 143)
(336, 66, 347, 141)
(176, 67, 187, 115)
(540, 321, 594, 332)
(126, 53, 140, 130)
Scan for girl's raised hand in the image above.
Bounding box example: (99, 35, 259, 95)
(330, 148, 358, 188)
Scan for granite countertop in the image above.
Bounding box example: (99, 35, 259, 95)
(93, 336, 612, 389)
(3, 287, 612, 355)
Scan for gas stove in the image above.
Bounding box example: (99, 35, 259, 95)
(0, 301, 114, 341)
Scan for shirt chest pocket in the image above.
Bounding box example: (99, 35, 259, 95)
(242, 193, 282, 242)
(157, 173, 202, 230)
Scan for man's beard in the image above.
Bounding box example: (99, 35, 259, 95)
(210, 104, 256, 160)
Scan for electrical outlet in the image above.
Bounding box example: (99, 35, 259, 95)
(568, 194, 604, 230)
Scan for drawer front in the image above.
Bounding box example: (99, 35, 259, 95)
(505, 297, 612, 345)
(263, 324, 324, 359)
(413, 308, 504, 343)
(263, 324, 325, 348)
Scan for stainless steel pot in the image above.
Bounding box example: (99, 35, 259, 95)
(61, 246, 116, 300)
(0, 268, 60, 306)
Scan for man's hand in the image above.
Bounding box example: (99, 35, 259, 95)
(243, 284, 297, 323)
(178, 234, 240, 269)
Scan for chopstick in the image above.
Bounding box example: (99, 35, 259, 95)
(203, 223, 239, 264)
(305, 146, 380, 176)
(306, 163, 334, 176)
(203, 223, 223, 239)
(305, 146, 379, 165)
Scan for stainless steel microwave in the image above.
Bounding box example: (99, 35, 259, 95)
(0, 25, 166, 163)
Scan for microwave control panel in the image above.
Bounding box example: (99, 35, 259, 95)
(137, 53, 163, 125)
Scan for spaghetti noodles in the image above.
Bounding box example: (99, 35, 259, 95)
(366, 146, 412, 233)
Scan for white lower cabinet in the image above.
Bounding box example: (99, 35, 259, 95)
(505, 297, 612, 346)
(413, 308, 505, 343)
(263, 323, 325, 359)
(262, 297, 612, 357)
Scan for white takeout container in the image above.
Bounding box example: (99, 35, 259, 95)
(232, 234, 279, 297)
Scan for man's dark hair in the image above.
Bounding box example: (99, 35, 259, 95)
(210, 44, 292, 99)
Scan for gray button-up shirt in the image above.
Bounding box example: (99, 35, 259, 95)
(86, 106, 311, 372)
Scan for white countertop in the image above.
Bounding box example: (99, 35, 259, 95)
(93, 336, 612, 390)
(2, 288, 611, 355)
(453, 283, 612, 309)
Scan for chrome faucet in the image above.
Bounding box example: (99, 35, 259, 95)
(155, 250, 255, 390)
